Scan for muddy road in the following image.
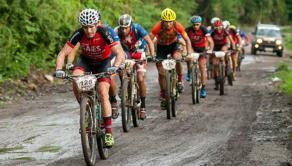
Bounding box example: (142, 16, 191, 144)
(0, 52, 291, 166)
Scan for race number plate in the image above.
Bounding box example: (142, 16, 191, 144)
(162, 59, 176, 70)
(73, 75, 97, 92)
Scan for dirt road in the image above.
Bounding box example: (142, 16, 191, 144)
(0, 53, 291, 166)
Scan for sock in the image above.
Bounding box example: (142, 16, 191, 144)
(178, 74, 183, 82)
(141, 97, 146, 108)
(103, 117, 112, 134)
(160, 90, 166, 98)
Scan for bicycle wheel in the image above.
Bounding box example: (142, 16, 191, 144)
(196, 66, 201, 103)
(218, 62, 225, 96)
(226, 56, 233, 86)
(171, 71, 177, 117)
(165, 71, 172, 119)
(120, 77, 132, 132)
(132, 81, 141, 127)
(80, 96, 97, 166)
(191, 64, 197, 104)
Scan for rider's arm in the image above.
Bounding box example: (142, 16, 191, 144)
(144, 35, 155, 56)
(227, 35, 235, 50)
(56, 44, 73, 70)
(111, 42, 126, 67)
(56, 29, 83, 70)
(67, 43, 80, 64)
(176, 22, 193, 54)
(206, 36, 214, 51)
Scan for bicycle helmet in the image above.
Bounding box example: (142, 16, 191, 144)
(79, 9, 100, 26)
(229, 25, 236, 30)
(118, 14, 132, 27)
(213, 20, 223, 27)
(210, 17, 220, 25)
(222, 20, 230, 29)
(190, 15, 202, 24)
(161, 8, 176, 21)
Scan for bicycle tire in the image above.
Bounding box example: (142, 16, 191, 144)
(191, 65, 197, 104)
(121, 78, 132, 132)
(219, 62, 224, 96)
(96, 131, 109, 160)
(165, 71, 172, 119)
(80, 96, 97, 166)
(171, 71, 177, 117)
(132, 81, 141, 127)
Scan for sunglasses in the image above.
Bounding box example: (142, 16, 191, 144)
(193, 23, 200, 26)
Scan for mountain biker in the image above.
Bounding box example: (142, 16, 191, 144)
(228, 25, 242, 80)
(150, 8, 193, 110)
(185, 15, 214, 98)
(55, 9, 125, 147)
(210, 19, 235, 90)
(115, 14, 155, 120)
(239, 30, 250, 55)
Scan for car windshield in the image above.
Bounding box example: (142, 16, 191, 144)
(256, 28, 281, 37)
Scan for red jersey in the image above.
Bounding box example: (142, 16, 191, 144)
(185, 26, 210, 48)
(229, 29, 240, 44)
(211, 29, 229, 45)
(66, 26, 118, 61)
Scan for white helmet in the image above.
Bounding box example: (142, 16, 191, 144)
(210, 17, 220, 25)
(223, 20, 230, 29)
(79, 9, 100, 26)
(118, 14, 132, 27)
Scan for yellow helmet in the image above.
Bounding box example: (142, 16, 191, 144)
(161, 8, 176, 21)
(229, 25, 236, 29)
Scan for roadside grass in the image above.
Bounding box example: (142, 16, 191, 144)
(275, 63, 292, 95)
(23, 135, 40, 144)
(13, 156, 35, 161)
(36, 145, 61, 153)
(0, 145, 24, 154)
(281, 26, 292, 50)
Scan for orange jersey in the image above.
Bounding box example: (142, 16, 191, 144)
(151, 21, 187, 45)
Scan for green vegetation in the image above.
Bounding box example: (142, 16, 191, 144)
(282, 26, 292, 50)
(275, 63, 292, 95)
(0, 0, 291, 80)
(0, 145, 24, 153)
(36, 145, 61, 153)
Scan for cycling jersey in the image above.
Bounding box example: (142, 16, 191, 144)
(211, 29, 229, 45)
(229, 28, 240, 44)
(185, 26, 210, 48)
(66, 25, 119, 62)
(151, 21, 187, 45)
(115, 23, 148, 52)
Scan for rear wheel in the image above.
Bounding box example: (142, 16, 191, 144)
(80, 97, 97, 166)
(121, 78, 132, 132)
(191, 64, 200, 104)
(171, 74, 177, 117)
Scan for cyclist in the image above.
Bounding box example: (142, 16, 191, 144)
(210, 19, 235, 90)
(55, 9, 125, 147)
(150, 8, 193, 110)
(115, 14, 155, 120)
(185, 15, 214, 98)
(228, 25, 242, 80)
(239, 30, 250, 55)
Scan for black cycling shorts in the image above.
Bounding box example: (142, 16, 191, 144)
(156, 42, 180, 59)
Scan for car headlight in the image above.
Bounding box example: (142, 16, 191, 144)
(256, 39, 263, 44)
(275, 40, 282, 45)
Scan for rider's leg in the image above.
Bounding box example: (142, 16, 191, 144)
(98, 80, 114, 146)
(137, 63, 147, 119)
(186, 61, 191, 81)
(199, 56, 207, 97)
(109, 56, 119, 119)
(173, 51, 184, 92)
(231, 52, 238, 79)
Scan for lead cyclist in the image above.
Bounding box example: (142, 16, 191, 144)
(55, 9, 125, 147)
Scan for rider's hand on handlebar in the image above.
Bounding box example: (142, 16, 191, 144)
(55, 70, 65, 78)
(65, 63, 74, 70)
(206, 49, 213, 54)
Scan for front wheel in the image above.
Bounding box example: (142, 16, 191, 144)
(121, 78, 132, 132)
(80, 96, 97, 166)
(191, 64, 200, 104)
(165, 71, 172, 119)
(132, 82, 141, 127)
(218, 62, 225, 96)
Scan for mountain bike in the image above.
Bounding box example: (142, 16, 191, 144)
(64, 71, 117, 165)
(213, 51, 226, 96)
(236, 46, 244, 72)
(119, 58, 145, 132)
(155, 55, 180, 119)
(189, 53, 202, 104)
